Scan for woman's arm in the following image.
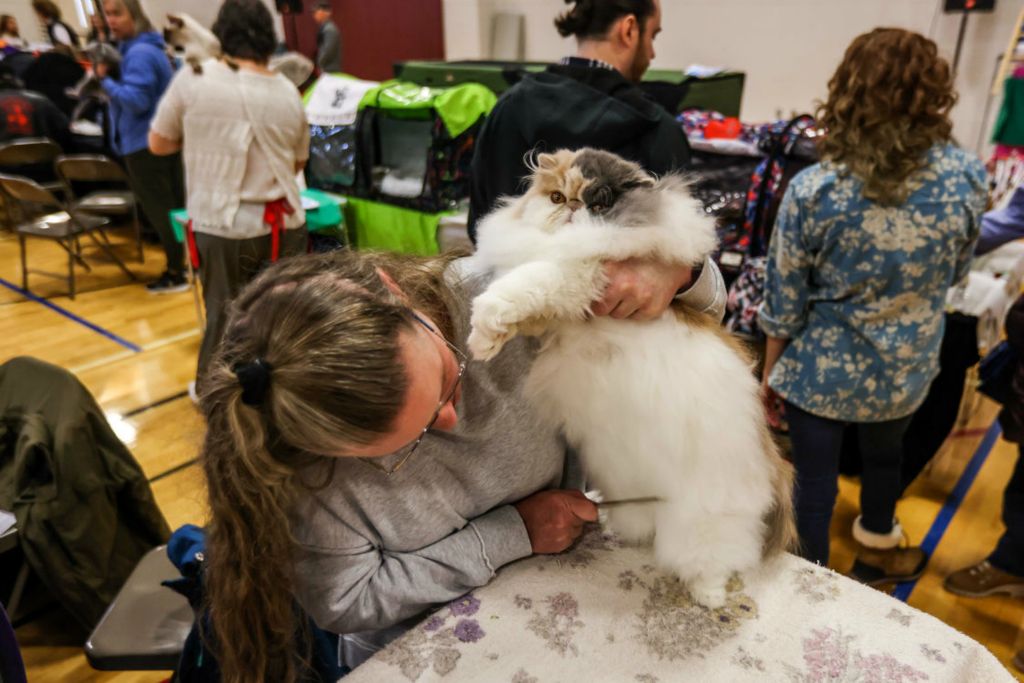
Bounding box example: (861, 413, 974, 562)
(101, 48, 163, 114)
(148, 130, 181, 156)
(148, 71, 186, 156)
(762, 335, 789, 383)
(758, 189, 813, 341)
(293, 505, 532, 634)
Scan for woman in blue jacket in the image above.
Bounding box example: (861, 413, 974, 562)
(100, 0, 187, 293)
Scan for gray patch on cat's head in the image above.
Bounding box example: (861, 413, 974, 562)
(572, 148, 659, 226)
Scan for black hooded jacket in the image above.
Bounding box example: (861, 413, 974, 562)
(467, 63, 691, 241)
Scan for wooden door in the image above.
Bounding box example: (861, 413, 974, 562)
(282, 0, 445, 81)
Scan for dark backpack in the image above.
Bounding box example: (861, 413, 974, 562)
(740, 114, 818, 258)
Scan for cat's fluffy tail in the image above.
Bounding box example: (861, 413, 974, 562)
(761, 428, 798, 558)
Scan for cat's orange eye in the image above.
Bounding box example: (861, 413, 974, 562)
(550, 191, 566, 204)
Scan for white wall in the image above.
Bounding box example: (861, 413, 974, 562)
(443, 0, 1024, 154)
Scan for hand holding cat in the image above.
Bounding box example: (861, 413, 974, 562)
(513, 489, 599, 554)
(592, 259, 694, 320)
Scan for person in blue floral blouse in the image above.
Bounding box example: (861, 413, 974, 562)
(759, 28, 987, 584)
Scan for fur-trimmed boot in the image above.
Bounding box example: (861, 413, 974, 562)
(848, 516, 928, 587)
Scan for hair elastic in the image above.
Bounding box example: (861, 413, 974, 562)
(233, 358, 273, 406)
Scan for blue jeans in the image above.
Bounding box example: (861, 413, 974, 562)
(785, 401, 913, 566)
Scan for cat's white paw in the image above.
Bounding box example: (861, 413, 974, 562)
(468, 296, 516, 361)
(604, 505, 656, 543)
(688, 578, 727, 609)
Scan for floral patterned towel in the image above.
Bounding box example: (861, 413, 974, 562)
(345, 528, 1013, 683)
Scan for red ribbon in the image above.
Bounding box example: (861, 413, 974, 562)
(185, 219, 200, 270)
(185, 198, 296, 270)
(263, 198, 295, 263)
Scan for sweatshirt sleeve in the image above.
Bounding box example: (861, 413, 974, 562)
(675, 257, 726, 322)
(293, 504, 531, 634)
(102, 48, 163, 115)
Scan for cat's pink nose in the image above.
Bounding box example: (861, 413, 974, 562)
(567, 199, 583, 211)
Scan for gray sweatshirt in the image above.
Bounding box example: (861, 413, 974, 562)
(290, 259, 726, 666)
(316, 20, 343, 74)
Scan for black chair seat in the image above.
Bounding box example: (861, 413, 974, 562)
(85, 546, 193, 671)
(73, 191, 134, 214)
(16, 211, 108, 238)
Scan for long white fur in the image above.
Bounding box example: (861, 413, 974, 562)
(468, 172, 777, 608)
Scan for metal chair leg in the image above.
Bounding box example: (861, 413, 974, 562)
(85, 230, 137, 281)
(67, 236, 76, 299)
(18, 233, 27, 291)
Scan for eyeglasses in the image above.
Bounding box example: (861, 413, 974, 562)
(359, 313, 467, 477)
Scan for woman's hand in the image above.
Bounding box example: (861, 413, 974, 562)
(94, 62, 109, 79)
(514, 489, 598, 554)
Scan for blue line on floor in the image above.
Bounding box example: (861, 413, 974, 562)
(891, 419, 1002, 602)
(0, 276, 142, 353)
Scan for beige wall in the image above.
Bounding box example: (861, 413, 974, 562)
(137, 0, 284, 39)
(443, 0, 1024, 155)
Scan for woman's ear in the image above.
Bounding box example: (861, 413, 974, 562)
(376, 267, 407, 301)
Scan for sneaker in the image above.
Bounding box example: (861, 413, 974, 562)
(146, 271, 189, 294)
(943, 560, 1024, 598)
(847, 516, 928, 587)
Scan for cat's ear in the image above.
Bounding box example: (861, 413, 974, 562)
(536, 153, 560, 171)
(624, 172, 656, 190)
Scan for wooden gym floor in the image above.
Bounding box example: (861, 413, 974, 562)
(2, 228, 1022, 681)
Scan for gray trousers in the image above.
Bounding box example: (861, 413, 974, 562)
(194, 227, 307, 383)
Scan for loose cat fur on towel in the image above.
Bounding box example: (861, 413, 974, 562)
(468, 148, 796, 608)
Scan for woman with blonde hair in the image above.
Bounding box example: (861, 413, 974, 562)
(99, 0, 186, 293)
(760, 28, 986, 583)
(191, 245, 723, 681)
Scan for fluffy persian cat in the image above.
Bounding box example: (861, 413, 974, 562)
(468, 148, 796, 608)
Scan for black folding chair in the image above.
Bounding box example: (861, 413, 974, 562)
(0, 174, 136, 299)
(56, 155, 144, 263)
(0, 138, 63, 195)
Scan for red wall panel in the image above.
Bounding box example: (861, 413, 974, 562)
(282, 0, 445, 82)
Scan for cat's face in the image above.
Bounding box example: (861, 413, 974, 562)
(517, 148, 657, 230)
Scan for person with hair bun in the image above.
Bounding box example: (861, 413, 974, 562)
(759, 28, 986, 583)
(149, 0, 310, 391)
(468, 0, 711, 327)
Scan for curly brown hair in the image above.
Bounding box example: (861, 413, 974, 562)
(816, 28, 956, 205)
